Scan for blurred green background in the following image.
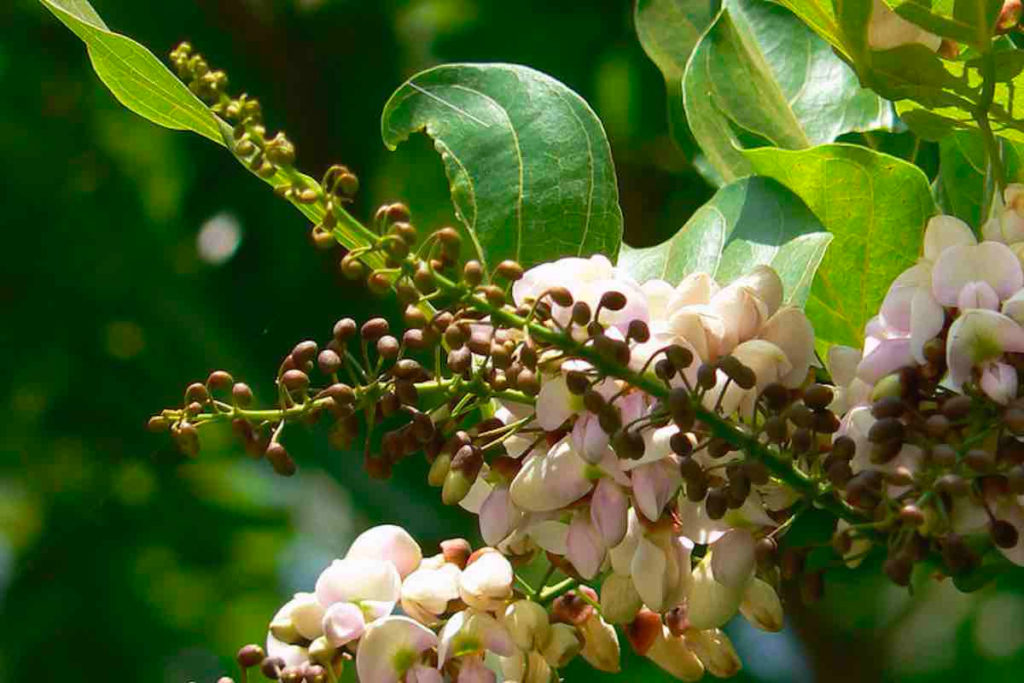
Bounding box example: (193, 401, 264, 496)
(2, 0, 1023, 681)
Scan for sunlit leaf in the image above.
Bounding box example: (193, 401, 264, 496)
(381, 63, 623, 272)
(39, 0, 224, 144)
(683, 0, 897, 181)
(618, 177, 832, 307)
(745, 144, 935, 350)
(935, 131, 1024, 226)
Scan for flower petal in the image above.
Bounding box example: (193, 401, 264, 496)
(632, 457, 682, 522)
(315, 558, 401, 613)
(923, 214, 976, 260)
(759, 307, 814, 388)
(347, 525, 423, 579)
(322, 601, 366, 647)
(509, 438, 593, 512)
(980, 362, 1018, 405)
(946, 309, 1024, 389)
(709, 529, 755, 591)
(479, 486, 523, 547)
(591, 478, 629, 547)
(567, 512, 606, 579)
(535, 375, 579, 431)
(356, 616, 438, 683)
(932, 242, 1024, 305)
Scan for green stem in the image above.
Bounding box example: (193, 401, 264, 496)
(539, 577, 578, 603)
(976, 49, 1007, 219)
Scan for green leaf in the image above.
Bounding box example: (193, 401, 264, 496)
(745, 144, 936, 350)
(38, 0, 224, 145)
(772, 0, 848, 58)
(381, 63, 624, 272)
(683, 0, 896, 181)
(635, 0, 719, 85)
(618, 177, 832, 307)
(634, 0, 719, 149)
(935, 131, 1024, 226)
(882, 0, 1002, 49)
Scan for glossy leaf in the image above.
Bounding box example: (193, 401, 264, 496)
(683, 0, 896, 181)
(935, 131, 1024, 226)
(745, 144, 935, 350)
(39, 0, 224, 145)
(381, 63, 623, 272)
(634, 0, 718, 149)
(618, 177, 832, 307)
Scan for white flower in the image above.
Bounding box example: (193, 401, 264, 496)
(346, 524, 423, 579)
(439, 609, 516, 665)
(266, 596, 314, 668)
(509, 437, 626, 513)
(590, 477, 629, 547)
(314, 557, 401, 621)
(685, 534, 754, 630)
(630, 529, 693, 613)
(356, 616, 439, 683)
(932, 242, 1023, 308)
(459, 549, 514, 612)
(878, 215, 975, 364)
(401, 561, 461, 626)
(946, 309, 1024, 403)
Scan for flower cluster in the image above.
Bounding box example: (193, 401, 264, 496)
(827, 211, 1024, 583)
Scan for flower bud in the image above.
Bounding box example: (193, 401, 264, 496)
(540, 623, 582, 668)
(684, 628, 741, 678)
(459, 549, 513, 611)
(645, 626, 705, 682)
(401, 562, 460, 626)
(579, 613, 621, 673)
(739, 577, 783, 632)
(503, 600, 551, 651)
(600, 572, 643, 625)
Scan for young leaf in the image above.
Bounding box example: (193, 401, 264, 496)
(683, 0, 896, 181)
(38, 0, 225, 145)
(381, 63, 624, 272)
(745, 144, 936, 350)
(618, 177, 832, 307)
(935, 131, 1024, 226)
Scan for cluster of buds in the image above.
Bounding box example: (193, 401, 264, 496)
(170, 41, 348, 226)
(825, 213, 1024, 585)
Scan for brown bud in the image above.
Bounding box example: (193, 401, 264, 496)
(495, 260, 524, 281)
(361, 318, 390, 341)
(547, 286, 574, 307)
(333, 318, 357, 342)
(266, 443, 296, 476)
(236, 644, 265, 669)
(942, 395, 972, 420)
(207, 370, 235, 392)
(870, 396, 904, 419)
(803, 384, 834, 411)
(463, 260, 484, 287)
(697, 363, 717, 390)
(661, 346, 691, 373)
(260, 657, 285, 680)
(599, 290, 627, 311)
(571, 301, 592, 326)
(991, 519, 1020, 548)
